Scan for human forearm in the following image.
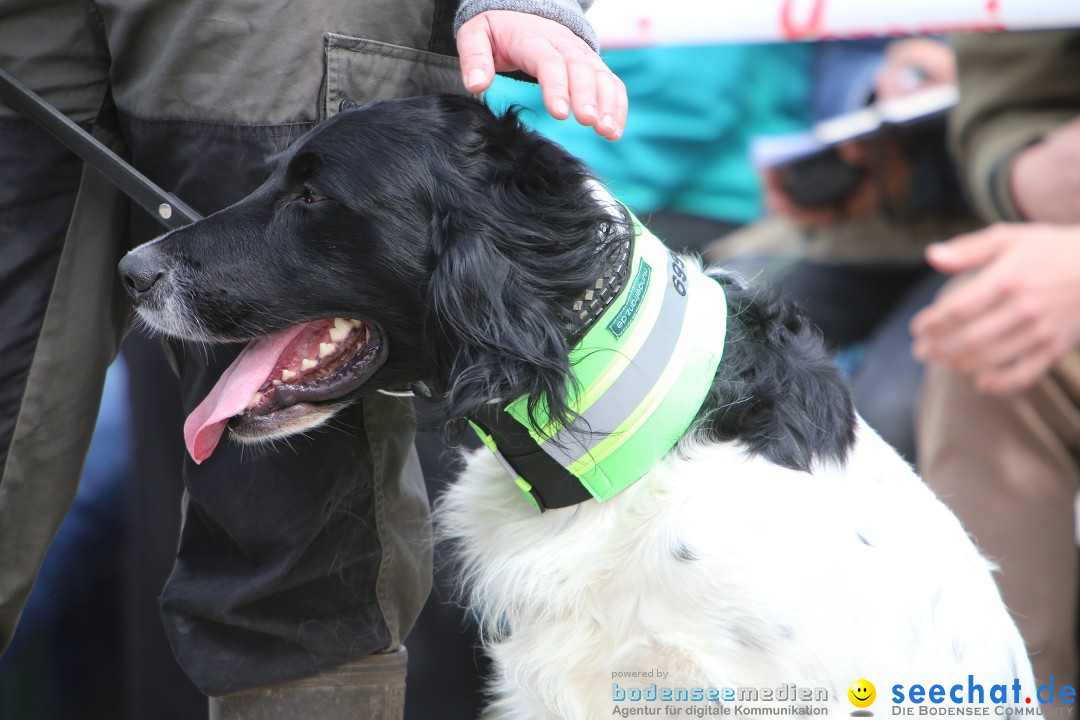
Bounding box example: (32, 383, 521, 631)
(950, 30, 1080, 223)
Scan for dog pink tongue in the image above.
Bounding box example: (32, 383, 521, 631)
(183, 324, 308, 464)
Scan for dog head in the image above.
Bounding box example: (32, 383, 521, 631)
(119, 94, 631, 461)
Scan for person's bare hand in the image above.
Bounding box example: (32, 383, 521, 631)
(762, 163, 841, 229)
(763, 140, 908, 229)
(911, 223, 1080, 393)
(457, 10, 627, 140)
(765, 38, 955, 229)
(874, 37, 956, 99)
(1009, 115, 1080, 223)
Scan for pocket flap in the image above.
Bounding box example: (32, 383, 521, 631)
(323, 34, 465, 119)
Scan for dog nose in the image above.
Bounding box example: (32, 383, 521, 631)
(119, 251, 166, 304)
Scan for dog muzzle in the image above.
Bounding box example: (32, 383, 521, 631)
(469, 216, 727, 511)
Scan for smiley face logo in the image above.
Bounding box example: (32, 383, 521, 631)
(848, 679, 876, 709)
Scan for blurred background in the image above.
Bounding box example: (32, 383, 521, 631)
(3, 0, 1080, 717)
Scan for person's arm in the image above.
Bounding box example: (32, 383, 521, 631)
(910, 30, 1080, 393)
(950, 30, 1080, 223)
(454, 2, 626, 140)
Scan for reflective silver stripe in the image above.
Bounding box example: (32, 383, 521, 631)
(490, 446, 523, 483)
(537, 252, 689, 468)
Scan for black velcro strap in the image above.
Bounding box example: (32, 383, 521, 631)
(471, 405, 593, 511)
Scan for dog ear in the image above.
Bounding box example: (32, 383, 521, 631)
(422, 210, 575, 427)
(419, 97, 633, 429)
(703, 274, 858, 471)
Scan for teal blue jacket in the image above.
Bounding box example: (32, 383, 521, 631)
(485, 43, 812, 224)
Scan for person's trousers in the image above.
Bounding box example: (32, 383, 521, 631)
(918, 352, 1080, 693)
(0, 0, 463, 698)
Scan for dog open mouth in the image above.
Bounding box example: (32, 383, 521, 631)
(184, 317, 385, 463)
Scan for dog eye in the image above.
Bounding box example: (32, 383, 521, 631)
(298, 187, 328, 204)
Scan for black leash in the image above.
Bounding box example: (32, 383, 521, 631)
(0, 67, 203, 230)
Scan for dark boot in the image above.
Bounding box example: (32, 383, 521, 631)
(208, 648, 407, 720)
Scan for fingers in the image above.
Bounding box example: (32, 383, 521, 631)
(761, 168, 842, 228)
(544, 34, 625, 139)
(910, 262, 1010, 340)
(874, 38, 956, 100)
(565, 52, 626, 137)
(918, 311, 1043, 376)
(532, 50, 573, 120)
(912, 227, 1017, 341)
(459, 12, 627, 140)
(911, 294, 1020, 368)
(923, 224, 1015, 275)
(565, 52, 598, 125)
(912, 291, 1055, 395)
(974, 342, 1058, 395)
(598, 69, 627, 140)
(837, 140, 870, 167)
(456, 18, 496, 94)
(912, 223, 1080, 394)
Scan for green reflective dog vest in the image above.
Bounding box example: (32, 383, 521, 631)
(470, 217, 728, 510)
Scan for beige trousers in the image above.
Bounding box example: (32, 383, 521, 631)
(919, 352, 1080, 691)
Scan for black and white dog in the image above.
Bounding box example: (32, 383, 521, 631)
(120, 95, 1034, 719)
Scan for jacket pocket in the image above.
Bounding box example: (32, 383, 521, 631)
(322, 33, 465, 120)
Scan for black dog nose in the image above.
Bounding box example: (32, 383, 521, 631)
(118, 251, 166, 304)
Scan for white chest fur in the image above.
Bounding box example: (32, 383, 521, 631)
(437, 419, 1033, 720)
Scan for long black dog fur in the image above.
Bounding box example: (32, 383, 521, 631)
(393, 95, 857, 472)
(132, 93, 857, 471)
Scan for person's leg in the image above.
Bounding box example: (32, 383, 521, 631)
(774, 261, 928, 349)
(406, 399, 489, 720)
(918, 354, 1080, 693)
(850, 268, 949, 462)
(0, 0, 127, 653)
(0, 358, 131, 718)
(717, 253, 936, 458)
(721, 254, 928, 350)
(122, 331, 205, 720)
(643, 210, 739, 254)
(99, 0, 466, 702)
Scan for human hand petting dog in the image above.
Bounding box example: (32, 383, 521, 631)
(457, 10, 626, 140)
(911, 223, 1080, 394)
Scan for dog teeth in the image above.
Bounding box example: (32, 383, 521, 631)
(329, 317, 357, 341)
(276, 320, 359, 385)
(247, 392, 262, 410)
(272, 380, 282, 386)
